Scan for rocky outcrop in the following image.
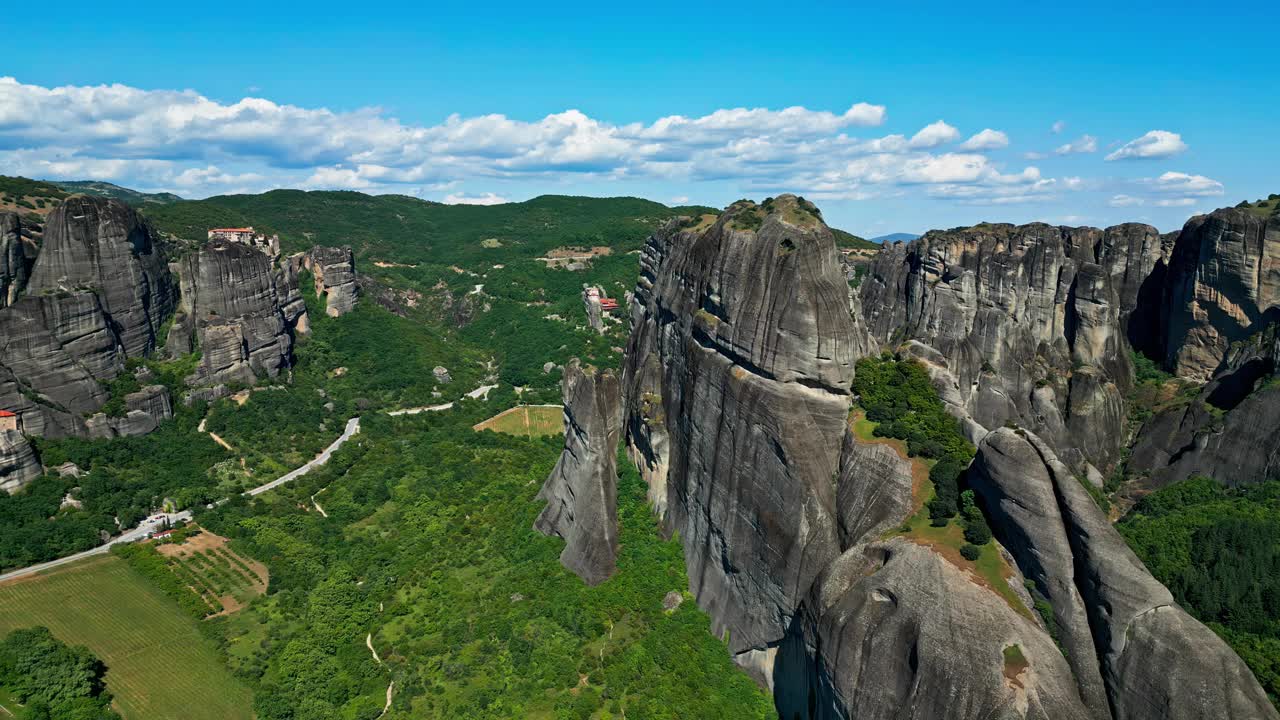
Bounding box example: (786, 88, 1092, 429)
(534, 360, 622, 585)
(623, 196, 863, 671)
(0, 213, 28, 307)
(1162, 209, 1280, 380)
(0, 429, 41, 494)
(27, 197, 176, 357)
(970, 427, 1277, 720)
(859, 223, 1170, 475)
(173, 239, 309, 388)
(85, 384, 173, 439)
(303, 246, 358, 317)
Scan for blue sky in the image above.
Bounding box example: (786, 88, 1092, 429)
(3, 0, 1275, 235)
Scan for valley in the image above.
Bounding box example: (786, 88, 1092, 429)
(0, 178, 1274, 719)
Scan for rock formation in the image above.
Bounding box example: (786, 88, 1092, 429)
(0, 198, 176, 439)
(623, 196, 861, 676)
(0, 213, 28, 307)
(859, 222, 1172, 475)
(84, 384, 174, 439)
(534, 359, 623, 585)
(27, 197, 177, 357)
(618, 196, 1276, 719)
(1162, 209, 1279, 380)
(303, 246, 358, 317)
(969, 427, 1277, 720)
(0, 429, 41, 494)
(171, 239, 309, 388)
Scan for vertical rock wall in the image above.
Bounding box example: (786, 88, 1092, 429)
(534, 359, 623, 585)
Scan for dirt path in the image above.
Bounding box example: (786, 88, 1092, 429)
(197, 417, 235, 452)
(311, 487, 329, 518)
(366, 633, 382, 665)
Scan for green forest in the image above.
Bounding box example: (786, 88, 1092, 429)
(1119, 477, 1280, 705)
(0, 626, 121, 720)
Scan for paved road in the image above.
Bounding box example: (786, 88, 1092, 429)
(0, 416, 363, 584)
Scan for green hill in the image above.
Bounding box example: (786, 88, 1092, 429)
(51, 180, 183, 205)
(1237, 194, 1280, 218)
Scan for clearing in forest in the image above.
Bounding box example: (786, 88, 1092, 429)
(155, 528, 269, 615)
(473, 405, 564, 438)
(0, 555, 254, 720)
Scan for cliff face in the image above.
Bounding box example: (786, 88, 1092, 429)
(27, 197, 177, 357)
(0, 198, 177, 443)
(623, 196, 862, 675)
(173, 239, 310, 389)
(859, 223, 1171, 476)
(534, 359, 623, 585)
(619, 197, 1276, 719)
(0, 213, 29, 307)
(970, 428, 1277, 720)
(1162, 209, 1279, 380)
(303, 246, 358, 317)
(0, 429, 41, 494)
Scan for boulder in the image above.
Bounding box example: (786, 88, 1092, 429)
(534, 360, 623, 585)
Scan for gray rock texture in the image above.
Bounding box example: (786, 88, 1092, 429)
(0, 213, 29, 307)
(622, 196, 862, 665)
(859, 222, 1171, 475)
(0, 429, 41, 494)
(303, 246, 358, 317)
(534, 359, 622, 585)
(1162, 209, 1280, 380)
(970, 427, 1277, 720)
(27, 197, 176, 357)
(176, 239, 309, 387)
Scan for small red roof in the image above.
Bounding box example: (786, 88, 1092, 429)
(0, 410, 15, 417)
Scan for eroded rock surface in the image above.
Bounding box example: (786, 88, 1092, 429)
(174, 239, 309, 387)
(859, 223, 1172, 474)
(534, 359, 623, 585)
(1162, 209, 1280, 380)
(304, 246, 358, 317)
(0, 213, 28, 307)
(970, 427, 1277, 720)
(0, 429, 41, 494)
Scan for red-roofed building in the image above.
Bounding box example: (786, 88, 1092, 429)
(0, 410, 17, 432)
(599, 298, 620, 311)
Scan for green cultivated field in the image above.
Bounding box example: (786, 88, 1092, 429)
(0, 555, 253, 720)
(474, 404, 565, 438)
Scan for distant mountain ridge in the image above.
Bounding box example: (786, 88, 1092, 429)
(50, 180, 183, 205)
(870, 232, 920, 243)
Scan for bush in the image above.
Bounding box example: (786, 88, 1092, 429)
(960, 544, 982, 561)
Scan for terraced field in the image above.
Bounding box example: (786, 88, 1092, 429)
(158, 531, 268, 615)
(473, 404, 564, 437)
(0, 555, 254, 720)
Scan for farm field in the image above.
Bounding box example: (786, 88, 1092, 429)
(473, 404, 564, 438)
(157, 529, 269, 615)
(0, 555, 254, 720)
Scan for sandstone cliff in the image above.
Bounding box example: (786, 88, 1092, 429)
(0, 213, 29, 307)
(0, 429, 41, 494)
(534, 359, 623, 585)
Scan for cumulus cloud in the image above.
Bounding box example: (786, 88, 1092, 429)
(1052, 120, 1067, 134)
(444, 191, 509, 205)
(957, 129, 1009, 151)
(1105, 130, 1187, 161)
(1147, 171, 1223, 197)
(0, 77, 1073, 209)
(1055, 135, 1098, 155)
(908, 121, 961, 149)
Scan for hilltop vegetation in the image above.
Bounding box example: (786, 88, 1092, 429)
(50, 180, 182, 205)
(1237, 193, 1280, 218)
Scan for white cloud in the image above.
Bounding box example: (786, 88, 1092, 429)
(1109, 194, 1144, 207)
(1105, 130, 1187, 161)
(1051, 120, 1066, 134)
(908, 121, 960, 149)
(1055, 135, 1098, 155)
(1023, 151, 1047, 160)
(957, 129, 1009, 151)
(444, 191, 509, 205)
(1148, 171, 1223, 197)
(1154, 198, 1197, 207)
(669, 195, 690, 204)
